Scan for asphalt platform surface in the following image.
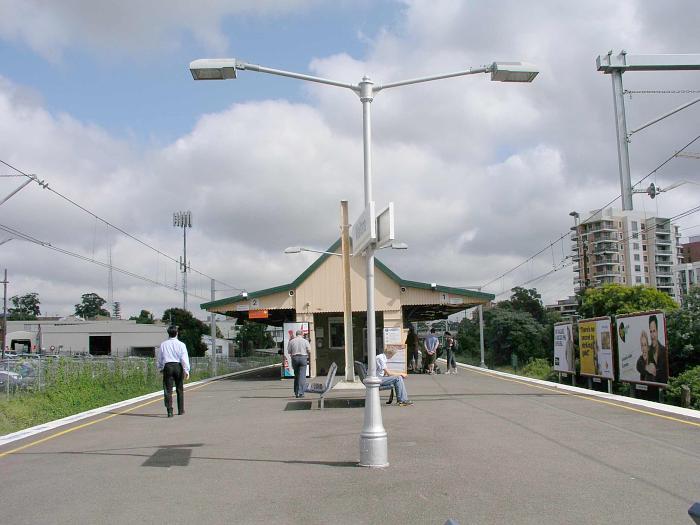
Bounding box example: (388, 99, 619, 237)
(2, 365, 699, 525)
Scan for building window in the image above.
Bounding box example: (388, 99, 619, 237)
(634, 254, 640, 261)
(632, 221, 638, 230)
(643, 245, 647, 251)
(643, 255, 647, 262)
(636, 276, 642, 283)
(633, 243, 639, 250)
(619, 232, 623, 239)
(644, 266, 648, 273)
(635, 265, 641, 272)
(632, 232, 639, 239)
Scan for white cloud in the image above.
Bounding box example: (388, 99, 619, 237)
(0, 0, 321, 62)
(1, 0, 699, 319)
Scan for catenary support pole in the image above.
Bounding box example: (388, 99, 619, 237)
(611, 70, 633, 210)
(210, 279, 216, 376)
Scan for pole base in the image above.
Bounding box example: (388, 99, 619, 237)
(359, 433, 389, 468)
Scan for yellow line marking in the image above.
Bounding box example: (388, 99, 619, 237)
(0, 381, 213, 459)
(467, 367, 700, 428)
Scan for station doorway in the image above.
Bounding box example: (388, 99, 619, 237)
(89, 335, 111, 356)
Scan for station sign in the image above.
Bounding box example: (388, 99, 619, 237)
(351, 201, 376, 255)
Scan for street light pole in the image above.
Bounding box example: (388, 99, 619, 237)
(190, 57, 537, 468)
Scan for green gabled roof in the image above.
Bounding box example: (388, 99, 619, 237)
(200, 239, 494, 310)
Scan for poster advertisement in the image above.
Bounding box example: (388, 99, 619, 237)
(553, 322, 575, 373)
(616, 311, 669, 385)
(383, 327, 407, 374)
(282, 322, 310, 378)
(578, 317, 614, 379)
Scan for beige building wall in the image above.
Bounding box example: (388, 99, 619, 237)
(294, 255, 402, 313)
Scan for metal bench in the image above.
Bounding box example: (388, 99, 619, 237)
(303, 362, 338, 409)
(353, 360, 395, 404)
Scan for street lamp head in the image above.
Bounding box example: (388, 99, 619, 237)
(490, 62, 539, 83)
(190, 59, 238, 80)
(569, 211, 579, 218)
(284, 246, 302, 254)
(390, 242, 408, 250)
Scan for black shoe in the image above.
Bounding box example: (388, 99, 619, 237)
(178, 411, 185, 416)
(167, 409, 174, 418)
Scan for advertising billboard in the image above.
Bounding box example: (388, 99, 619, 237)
(553, 322, 575, 373)
(282, 322, 310, 378)
(383, 327, 407, 374)
(616, 311, 668, 386)
(578, 317, 614, 379)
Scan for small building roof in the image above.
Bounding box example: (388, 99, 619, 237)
(201, 240, 493, 314)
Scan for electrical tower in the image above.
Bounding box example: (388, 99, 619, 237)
(173, 211, 192, 311)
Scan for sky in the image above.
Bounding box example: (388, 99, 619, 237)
(0, 0, 699, 320)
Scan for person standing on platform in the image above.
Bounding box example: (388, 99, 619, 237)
(157, 325, 190, 418)
(424, 328, 440, 374)
(406, 326, 419, 372)
(288, 330, 310, 398)
(444, 331, 458, 374)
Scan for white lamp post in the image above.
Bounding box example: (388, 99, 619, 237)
(191, 57, 537, 467)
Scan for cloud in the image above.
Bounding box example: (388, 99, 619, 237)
(0, 0, 321, 62)
(1, 0, 699, 319)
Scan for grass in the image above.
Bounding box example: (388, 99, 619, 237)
(0, 356, 277, 436)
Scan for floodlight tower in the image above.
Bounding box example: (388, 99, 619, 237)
(173, 211, 192, 311)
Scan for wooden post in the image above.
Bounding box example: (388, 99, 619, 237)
(341, 200, 355, 382)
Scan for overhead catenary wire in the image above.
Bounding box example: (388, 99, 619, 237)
(0, 158, 243, 293)
(480, 133, 700, 291)
(0, 222, 211, 302)
(491, 204, 700, 300)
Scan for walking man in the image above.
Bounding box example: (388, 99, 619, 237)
(287, 329, 310, 398)
(157, 325, 190, 418)
(424, 327, 440, 374)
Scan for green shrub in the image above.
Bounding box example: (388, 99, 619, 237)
(520, 357, 557, 381)
(666, 366, 700, 410)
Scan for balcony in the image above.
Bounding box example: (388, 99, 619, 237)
(655, 269, 672, 276)
(593, 256, 619, 265)
(587, 221, 616, 234)
(593, 243, 619, 254)
(592, 233, 617, 243)
(655, 257, 673, 266)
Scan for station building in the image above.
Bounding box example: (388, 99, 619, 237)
(201, 240, 493, 376)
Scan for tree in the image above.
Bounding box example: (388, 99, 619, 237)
(456, 314, 480, 356)
(578, 284, 678, 318)
(503, 287, 547, 323)
(130, 309, 155, 324)
(8, 292, 40, 320)
(483, 308, 546, 366)
(667, 286, 700, 376)
(235, 321, 274, 356)
(74, 293, 110, 319)
(161, 308, 207, 357)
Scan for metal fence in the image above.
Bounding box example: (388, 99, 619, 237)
(0, 353, 279, 400)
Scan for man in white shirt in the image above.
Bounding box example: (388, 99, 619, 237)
(376, 347, 413, 406)
(157, 325, 190, 417)
(287, 330, 310, 398)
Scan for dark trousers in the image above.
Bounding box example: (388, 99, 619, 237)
(163, 362, 184, 414)
(446, 348, 456, 369)
(292, 355, 308, 397)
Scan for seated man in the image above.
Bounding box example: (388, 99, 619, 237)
(376, 347, 413, 406)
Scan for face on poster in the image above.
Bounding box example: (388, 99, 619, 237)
(616, 312, 668, 385)
(282, 322, 310, 378)
(578, 317, 614, 379)
(553, 323, 575, 373)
